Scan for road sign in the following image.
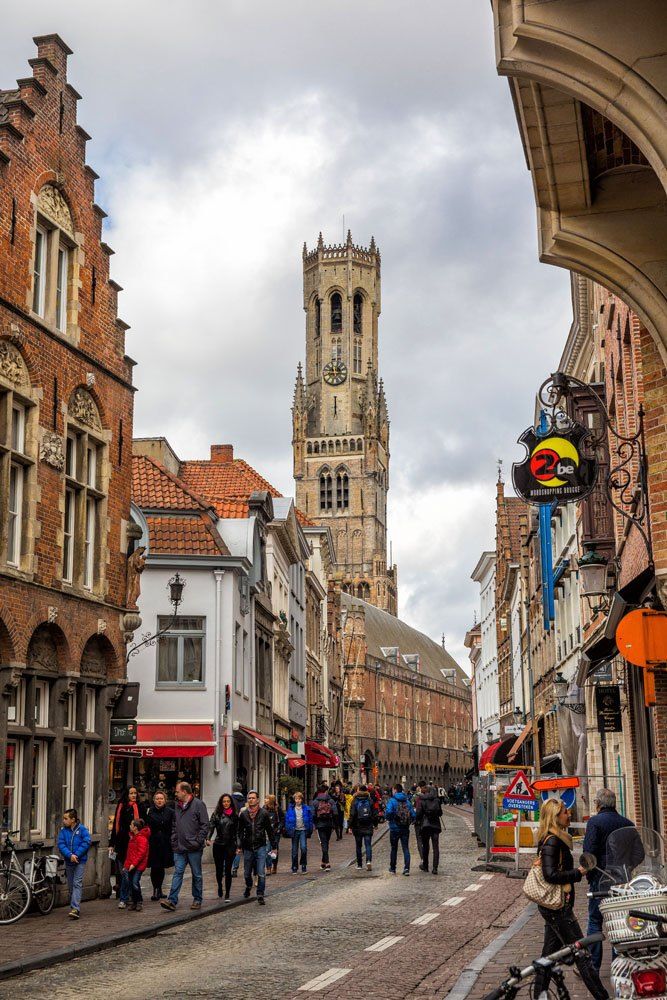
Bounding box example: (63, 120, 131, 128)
(502, 770, 538, 811)
(533, 776, 580, 792)
(540, 787, 577, 810)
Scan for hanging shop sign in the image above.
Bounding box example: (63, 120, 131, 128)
(616, 609, 667, 668)
(595, 685, 623, 734)
(512, 421, 598, 506)
(110, 720, 137, 745)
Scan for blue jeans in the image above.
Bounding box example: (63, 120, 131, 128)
(244, 844, 267, 897)
(120, 867, 143, 904)
(587, 877, 604, 971)
(232, 851, 240, 874)
(291, 830, 308, 871)
(389, 827, 411, 871)
(168, 850, 203, 905)
(355, 832, 372, 866)
(65, 860, 86, 911)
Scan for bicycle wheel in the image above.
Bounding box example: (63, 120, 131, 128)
(33, 875, 56, 915)
(0, 868, 31, 923)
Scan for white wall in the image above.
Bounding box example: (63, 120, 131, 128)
(473, 555, 500, 745)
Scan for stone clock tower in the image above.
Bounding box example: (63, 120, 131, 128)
(292, 231, 398, 615)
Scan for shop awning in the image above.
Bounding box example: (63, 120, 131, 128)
(237, 725, 301, 760)
(507, 720, 534, 763)
(305, 740, 340, 768)
(111, 723, 216, 759)
(478, 735, 516, 771)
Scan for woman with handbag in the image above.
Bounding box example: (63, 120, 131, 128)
(530, 798, 609, 1000)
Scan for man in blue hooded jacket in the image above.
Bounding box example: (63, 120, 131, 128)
(385, 783, 416, 875)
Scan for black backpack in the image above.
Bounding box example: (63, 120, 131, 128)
(395, 799, 411, 826)
(355, 797, 372, 823)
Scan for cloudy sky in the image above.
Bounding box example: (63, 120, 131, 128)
(3, 3, 573, 668)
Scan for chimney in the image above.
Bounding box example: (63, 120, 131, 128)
(210, 444, 234, 464)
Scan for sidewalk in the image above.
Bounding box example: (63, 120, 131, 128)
(0, 827, 376, 982)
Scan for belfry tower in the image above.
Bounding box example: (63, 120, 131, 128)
(292, 232, 398, 615)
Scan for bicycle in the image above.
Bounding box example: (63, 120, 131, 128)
(482, 933, 605, 1000)
(0, 829, 60, 923)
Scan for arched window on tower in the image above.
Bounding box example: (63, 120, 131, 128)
(353, 292, 363, 335)
(336, 471, 349, 510)
(331, 338, 342, 363)
(353, 338, 362, 374)
(331, 292, 342, 333)
(319, 471, 333, 511)
(314, 298, 321, 338)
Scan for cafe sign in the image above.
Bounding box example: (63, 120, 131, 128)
(512, 420, 598, 506)
(595, 685, 622, 734)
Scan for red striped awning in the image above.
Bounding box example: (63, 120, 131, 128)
(111, 723, 216, 759)
(237, 725, 301, 760)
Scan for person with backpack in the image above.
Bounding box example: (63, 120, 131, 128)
(385, 783, 416, 875)
(416, 784, 443, 874)
(349, 784, 375, 871)
(311, 782, 338, 870)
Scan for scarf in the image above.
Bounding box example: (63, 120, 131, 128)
(223, 807, 234, 816)
(247, 804, 259, 819)
(115, 800, 139, 835)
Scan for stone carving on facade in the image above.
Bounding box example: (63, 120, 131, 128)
(126, 547, 146, 610)
(27, 627, 58, 672)
(58, 676, 77, 701)
(122, 611, 142, 643)
(81, 636, 106, 677)
(0, 341, 29, 388)
(2, 666, 23, 695)
(97, 618, 108, 635)
(40, 431, 65, 471)
(47, 605, 58, 623)
(69, 387, 102, 431)
(105, 682, 125, 711)
(37, 184, 75, 238)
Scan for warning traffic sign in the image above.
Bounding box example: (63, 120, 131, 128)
(502, 770, 538, 811)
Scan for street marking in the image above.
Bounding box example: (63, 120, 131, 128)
(299, 968, 352, 991)
(479, 874, 494, 880)
(365, 935, 404, 953)
(441, 896, 465, 906)
(412, 912, 440, 926)
(464, 883, 482, 891)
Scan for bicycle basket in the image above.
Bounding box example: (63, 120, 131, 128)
(600, 891, 667, 943)
(45, 855, 60, 878)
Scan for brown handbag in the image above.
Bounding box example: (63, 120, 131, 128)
(523, 856, 565, 910)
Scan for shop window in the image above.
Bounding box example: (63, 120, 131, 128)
(156, 616, 206, 687)
(30, 740, 48, 836)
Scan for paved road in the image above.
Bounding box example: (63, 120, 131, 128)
(10, 810, 522, 1000)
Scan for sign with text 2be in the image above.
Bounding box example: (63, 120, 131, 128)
(512, 421, 597, 506)
(502, 770, 538, 812)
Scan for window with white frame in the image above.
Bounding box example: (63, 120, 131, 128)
(30, 740, 48, 836)
(235, 623, 242, 695)
(32, 225, 47, 316)
(242, 629, 249, 698)
(34, 680, 49, 728)
(31, 188, 77, 334)
(55, 245, 69, 332)
(63, 403, 106, 591)
(85, 688, 96, 733)
(65, 688, 77, 731)
(83, 745, 95, 829)
(0, 391, 33, 570)
(156, 617, 206, 687)
(62, 742, 75, 812)
(3, 740, 20, 831)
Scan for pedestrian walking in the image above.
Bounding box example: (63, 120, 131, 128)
(118, 818, 150, 911)
(230, 782, 246, 879)
(533, 798, 609, 1000)
(349, 784, 375, 871)
(238, 789, 273, 905)
(109, 786, 147, 897)
(331, 781, 345, 841)
(264, 793, 284, 874)
(57, 808, 91, 920)
(583, 788, 635, 971)
(160, 781, 209, 912)
(416, 784, 443, 874)
(147, 791, 174, 901)
(385, 783, 415, 875)
(206, 793, 240, 900)
(284, 790, 314, 873)
(311, 782, 338, 870)
(344, 786, 355, 834)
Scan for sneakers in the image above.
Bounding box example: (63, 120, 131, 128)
(301, 867, 307, 874)
(160, 899, 176, 911)
(356, 864, 363, 870)
(150, 893, 159, 902)
(243, 887, 251, 899)
(419, 863, 428, 872)
(389, 868, 396, 875)
(432, 869, 438, 875)
(128, 902, 137, 911)
(118, 901, 126, 909)
(224, 894, 230, 902)
(325, 863, 331, 871)
(320, 863, 327, 870)
(366, 861, 372, 871)
(190, 901, 201, 910)
(258, 896, 265, 906)
(291, 869, 298, 874)
(135, 902, 143, 912)
(403, 868, 410, 876)
(68, 908, 80, 919)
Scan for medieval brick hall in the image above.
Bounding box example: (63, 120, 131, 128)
(0, 36, 472, 906)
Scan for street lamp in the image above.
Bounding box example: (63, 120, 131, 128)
(554, 670, 585, 714)
(578, 545, 609, 610)
(486, 728, 494, 745)
(126, 572, 186, 663)
(513, 705, 524, 724)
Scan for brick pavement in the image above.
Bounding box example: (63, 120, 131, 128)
(0, 824, 368, 982)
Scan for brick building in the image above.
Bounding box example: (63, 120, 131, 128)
(0, 36, 136, 897)
(342, 596, 472, 787)
(494, 479, 523, 730)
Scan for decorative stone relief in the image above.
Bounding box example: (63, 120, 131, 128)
(97, 619, 107, 635)
(81, 636, 106, 677)
(122, 611, 142, 643)
(69, 387, 102, 431)
(47, 606, 58, 623)
(27, 627, 58, 673)
(37, 184, 75, 238)
(2, 666, 23, 694)
(0, 341, 29, 388)
(40, 432, 66, 471)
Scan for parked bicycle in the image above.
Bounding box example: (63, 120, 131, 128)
(482, 933, 604, 1000)
(0, 829, 61, 923)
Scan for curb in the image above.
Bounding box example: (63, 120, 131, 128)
(0, 833, 389, 983)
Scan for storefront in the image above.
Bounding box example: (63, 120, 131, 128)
(110, 723, 215, 805)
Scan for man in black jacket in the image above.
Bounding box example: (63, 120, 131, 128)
(311, 783, 338, 870)
(416, 784, 443, 874)
(237, 790, 273, 905)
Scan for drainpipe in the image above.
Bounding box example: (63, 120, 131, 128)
(214, 569, 224, 775)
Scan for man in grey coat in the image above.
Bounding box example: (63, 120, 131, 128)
(161, 781, 209, 911)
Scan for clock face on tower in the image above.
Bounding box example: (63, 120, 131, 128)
(323, 360, 348, 386)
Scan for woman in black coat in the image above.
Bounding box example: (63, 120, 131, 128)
(206, 793, 239, 900)
(535, 798, 608, 1000)
(109, 786, 147, 896)
(147, 790, 175, 900)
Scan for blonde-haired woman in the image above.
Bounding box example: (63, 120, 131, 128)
(534, 798, 608, 1000)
